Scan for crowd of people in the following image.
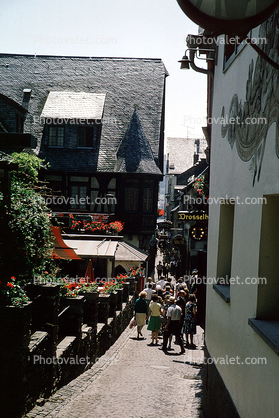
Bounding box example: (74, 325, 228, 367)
(133, 269, 199, 354)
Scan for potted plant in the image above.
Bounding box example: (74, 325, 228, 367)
(76, 281, 99, 327)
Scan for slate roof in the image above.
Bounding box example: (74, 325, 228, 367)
(177, 158, 208, 186)
(0, 54, 167, 174)
(166, 137, 207, 175)
(114, 110, 162, 175)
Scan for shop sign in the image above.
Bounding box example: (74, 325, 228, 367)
(178, 213, 208, 221)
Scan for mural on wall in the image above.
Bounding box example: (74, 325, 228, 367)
(221, 10, 279, 186)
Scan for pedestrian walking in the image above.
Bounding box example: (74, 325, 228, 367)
(159, 295, 171, 348)
(184, 294, 197, 348)
(162, 262, 167, 277)
(146, 276, 155, 289)
(147, 294, 162, 345)
(156, 261, 163, 279)
(175, 289, 187, 344)
(143, 283, 156, 303)
(161, 297, 185, 354)
(157, 276, 166, 290)
(189, 269, 198, 296)
(134, 291, 149, 339)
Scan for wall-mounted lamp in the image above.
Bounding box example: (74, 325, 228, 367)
(178, 53, 191, 69)
(178, 45, 215, 77)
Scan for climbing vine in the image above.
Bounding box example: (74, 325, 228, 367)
(0, 152, 55, 281)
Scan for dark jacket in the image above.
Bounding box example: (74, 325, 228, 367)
(134, 298, 148, 315)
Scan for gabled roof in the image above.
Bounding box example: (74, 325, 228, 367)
(0, 54, 167, 174)
(114, 110, 162, 175)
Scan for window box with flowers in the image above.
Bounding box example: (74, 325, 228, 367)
(69, 215, 124, 235)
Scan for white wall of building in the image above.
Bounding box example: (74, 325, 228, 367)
(206, 22, 279, 417)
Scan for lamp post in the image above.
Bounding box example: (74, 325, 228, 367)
(185, 222, 191, 277)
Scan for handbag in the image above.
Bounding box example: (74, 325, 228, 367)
(129, 316, 137, 329)
(159, 315, 167, 325)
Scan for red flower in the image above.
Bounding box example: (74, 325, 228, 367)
(7, 283, 14, 288)
(11, 276, 16, 281)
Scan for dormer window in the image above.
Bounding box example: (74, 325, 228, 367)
(77, 125, 99, 148)
(48, 126, 64, 147)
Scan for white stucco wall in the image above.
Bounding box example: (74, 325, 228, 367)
(206, 24, 279, 418)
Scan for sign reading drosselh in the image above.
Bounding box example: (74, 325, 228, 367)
(178, 213, 209, 221)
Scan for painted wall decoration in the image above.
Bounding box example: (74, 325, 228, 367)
(221, 10, 279, 186)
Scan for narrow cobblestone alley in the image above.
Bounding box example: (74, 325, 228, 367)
(25, 322, 204, 418)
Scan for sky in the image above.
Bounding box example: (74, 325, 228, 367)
(0, 0, 207, 142)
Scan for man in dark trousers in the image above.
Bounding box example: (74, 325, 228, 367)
(161, 297, 185, 354)
(156, 261, 163, 280)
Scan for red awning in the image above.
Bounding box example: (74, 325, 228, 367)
(51, 226, 81, 260)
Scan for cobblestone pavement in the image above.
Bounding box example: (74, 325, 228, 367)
(25, 323, 204, 418)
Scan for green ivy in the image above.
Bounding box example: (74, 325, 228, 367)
(0, 152, 55, 282)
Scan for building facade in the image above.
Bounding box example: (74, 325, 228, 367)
(0, 54, 168, 266)
(203, 10, 279, 418)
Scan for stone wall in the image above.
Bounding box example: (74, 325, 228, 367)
(0, 287, 135, 418)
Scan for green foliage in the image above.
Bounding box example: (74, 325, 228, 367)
(0, 277, 30, 307)
(0, 152, 55, 281)
(11, 152, 48, 183)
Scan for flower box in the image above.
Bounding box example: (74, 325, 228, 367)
(0, 301, 33, 418)
(80, 292, 99, 328)
(128, 277, 136, 294)
(59, 296, 85, 337)
(97, 293, 111, 323)
(123, 282, 130, 302)
(108, 291, 117, 317)
(116, 288, 124, 310)
(0, 301, 32, 350)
